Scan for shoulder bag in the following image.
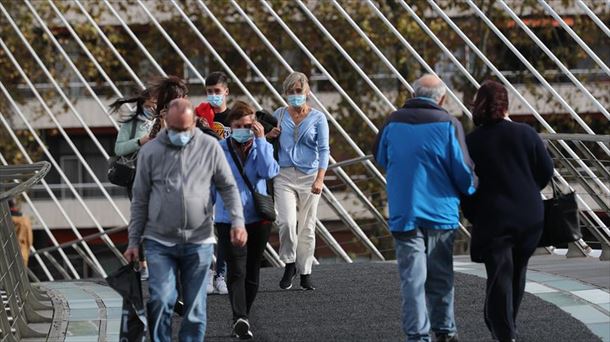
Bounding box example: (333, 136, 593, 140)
(538, 180, 581, 247)
(227, 140, 277, 221)
(108, 119, 139, 187)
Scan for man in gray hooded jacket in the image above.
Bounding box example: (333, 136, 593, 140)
(124, 98, 246, 342)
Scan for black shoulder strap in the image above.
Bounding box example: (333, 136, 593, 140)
(227, 140, 256, 195)
(129, 118, 138, 140)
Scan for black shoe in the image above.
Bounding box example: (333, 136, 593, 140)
(436, 332, 458, 342)
(232, 318, 253, 339)
(174, 300, 185, 316)
(300, 274, 315, 290)
(279, 263, 296, 289)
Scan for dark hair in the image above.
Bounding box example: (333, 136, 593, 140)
(205, 71, 229, 87)
(227, 100, 255, 123)
(108, 87, 155, 122)
(152, 76, 188, 117)
(148, 76, 189, 138)
(472, 80, 509, 126)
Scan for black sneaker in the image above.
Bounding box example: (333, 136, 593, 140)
(300, 274, 315, 290)
(232, 318, 253, 339)
(279, 263, 296, 289)
(435, 332, 459, 342)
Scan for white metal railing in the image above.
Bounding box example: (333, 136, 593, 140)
(0, 0, 608, 283)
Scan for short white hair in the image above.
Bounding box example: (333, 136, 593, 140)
(282, 72, 310, 94)
(413, 75, 447, 101)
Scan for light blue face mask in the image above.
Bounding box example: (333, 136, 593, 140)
(287, 94, 306, 107)
(142, 108, 155, 119)
(207, 94, 224, 108)
(231, 128, 253, 143)
(168, 129, 193, 147)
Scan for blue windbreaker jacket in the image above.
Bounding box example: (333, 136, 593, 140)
(373, 98, 477, 233)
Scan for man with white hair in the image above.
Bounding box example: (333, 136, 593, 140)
(373, 74, 477, 342)
(124, 98, 247, 341)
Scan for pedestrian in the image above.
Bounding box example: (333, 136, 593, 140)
(110, 87, 157, 200)
(9, 199, 32, 266)
(462, 80, 554, 342)
(273, 71, 329, 291)
(215, 100, 280, 339)
(373, 74, 477, 342)
(124, 98, 247, 342)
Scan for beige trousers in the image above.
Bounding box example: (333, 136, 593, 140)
(274, 167, 320, 275)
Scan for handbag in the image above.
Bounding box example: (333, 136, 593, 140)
(538, 180, 581, 247)
(108, 119, 139, 187)
(227, 139, 277, 221)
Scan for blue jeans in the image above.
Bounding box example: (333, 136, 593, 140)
(394, 228, 457, 342)
(144, 240, 213, 342)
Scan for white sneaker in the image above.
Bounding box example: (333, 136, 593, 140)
(206, 271, 215, 295)
(214, 275, 228, 295)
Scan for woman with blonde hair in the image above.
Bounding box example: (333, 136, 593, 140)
(272, 72, 329, 290)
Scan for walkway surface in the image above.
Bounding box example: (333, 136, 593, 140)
(35, 254, 609, 341)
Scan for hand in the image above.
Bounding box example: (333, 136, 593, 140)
(139, 135, 150, 145)
(231, 227, 248, 247)
(124, 247, 139, 263)
(311, 179, 324, 194)
(266, 127, 281, 139)
(252, 121, 265, 138)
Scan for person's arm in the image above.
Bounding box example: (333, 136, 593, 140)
(447, 120, 477, 196)
(531, 129, 554, 189)
(253, 128, 280, 180)
(312, 115, 330, 194)
(114, 120, 142, 156)
(124, 148, 153, 261)
(212, 142, 247, 246)
(212, 143, 245, 227)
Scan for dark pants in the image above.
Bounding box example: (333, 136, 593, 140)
(481, 224, 543, 341)
(217, 221, 271, 320)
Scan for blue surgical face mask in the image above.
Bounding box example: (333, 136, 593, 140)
(167, 129, 193, 147)
(287, 94, 306, 107)
(231, 128, 253, 143)
(142, 108, 155, 119)
(207, 94, 224, 108)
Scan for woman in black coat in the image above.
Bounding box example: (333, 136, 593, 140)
(462, 80, 554, 342)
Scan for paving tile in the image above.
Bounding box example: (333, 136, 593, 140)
(561, 305, 610, 324)
(66, 320, 99, 336)
(598, 303, 610, 313)
(587, 322, 610, 342)
(525, 282, 558, 294)
(543, 279, 595, 291)
(535, 291, 589, 307)
(457, 268, 487, 278)
(572, 289, 610, 304)
(526, 271, 565, 283)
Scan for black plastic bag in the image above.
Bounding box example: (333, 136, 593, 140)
(106, 264, 147, 342)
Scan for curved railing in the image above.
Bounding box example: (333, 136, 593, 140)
(0, 162, 52, 340)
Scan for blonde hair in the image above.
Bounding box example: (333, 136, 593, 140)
(282, 71, 310, 95)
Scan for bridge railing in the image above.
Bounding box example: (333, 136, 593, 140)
(0, 162, 52, 341)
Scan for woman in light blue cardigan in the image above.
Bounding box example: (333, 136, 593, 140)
(271, 72, 330, 291)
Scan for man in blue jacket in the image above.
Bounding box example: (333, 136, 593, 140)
(373, 74, 477, 342)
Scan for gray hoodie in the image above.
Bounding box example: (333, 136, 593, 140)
(128, 128, 244, 248)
